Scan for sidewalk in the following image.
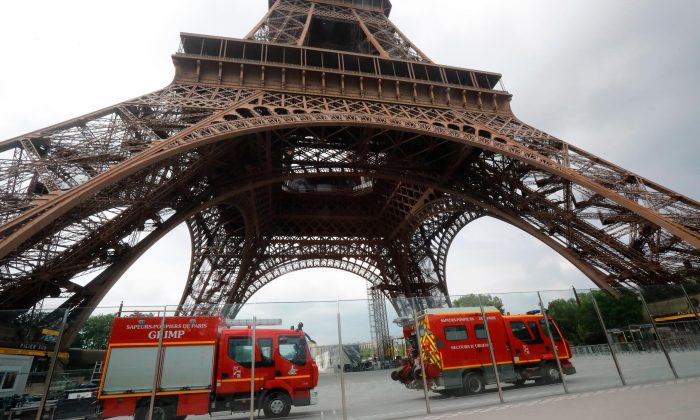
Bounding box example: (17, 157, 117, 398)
(414, 377, 700, 420)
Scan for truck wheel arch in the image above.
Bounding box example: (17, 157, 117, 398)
(134, 397, 177, 420)
(263, 391, 292, 418)
(263, 380, 294, 397)
(462, 371, 487, 395)
(541, 362, 562, 384)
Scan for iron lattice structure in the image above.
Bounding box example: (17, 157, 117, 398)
(1, 0, 700, 341)
(367, 285, 392, 360)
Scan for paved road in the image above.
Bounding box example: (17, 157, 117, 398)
(411, 377, 700, 420)
(148, 351, 698, 419)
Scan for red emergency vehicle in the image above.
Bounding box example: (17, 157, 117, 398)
(391, 307, 576, 395)
(97, 315, 318, 419)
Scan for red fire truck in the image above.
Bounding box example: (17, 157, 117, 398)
(97, 315, 318, 419)
(391, 307, 576, 395)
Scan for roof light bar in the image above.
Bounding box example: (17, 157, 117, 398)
(225, 318, 283, 327)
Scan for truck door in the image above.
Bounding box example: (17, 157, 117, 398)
(463, 322, 491, 367)
(507, 320, 541, 364)
(219, 334, 279, 395)
(474, 316, 517, 382)
(256, 336, 276, 378)
(275, 334, 314, 391)
(536, 319, 570, 360)
(219, 334, 256, 394)
(442, 323, 478, 369)
(473, 319, 509, 365)
(525, 320, 547, 360)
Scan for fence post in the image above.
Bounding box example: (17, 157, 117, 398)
(537, 292, 569, 394)
(477, 294, 504, 403)
(637, 289, 679, 379)
(250, 306, 257, 420)
(337, 300, 348, 420)
(147, 306, 167, 420)
(589, 289, 626, 386)
(35, 307, 71, 420)
(411, 299, 431, 415)
(680, 285, 700, 331)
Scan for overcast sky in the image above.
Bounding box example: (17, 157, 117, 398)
(1, 1, 699, 334)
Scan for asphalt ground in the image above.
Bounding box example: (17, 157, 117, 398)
(154, 351, 700, 419)
(412, 377, 700, 420)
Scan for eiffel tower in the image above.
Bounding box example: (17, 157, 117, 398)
(1, 0, 699, 341)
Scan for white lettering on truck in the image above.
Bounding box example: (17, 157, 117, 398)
(147, 330, 186, 340)
(450, 343, 490, 350)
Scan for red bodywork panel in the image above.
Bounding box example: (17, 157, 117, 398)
(177, 393, 210, 416)
(105, 315, 222, 345)
(99, 315, 319, 418)
(98, 316, 221, 416)
(405, 309, 572, 381)
(214, 328, 319, 403)
(102, 397, 137, 418)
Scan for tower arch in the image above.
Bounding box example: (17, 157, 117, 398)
(0, 0, 698, 340)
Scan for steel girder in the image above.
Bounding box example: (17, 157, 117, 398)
(248, 0, 429, 62)
(0, 0, 699, 339)
(1, 93, 699, 313)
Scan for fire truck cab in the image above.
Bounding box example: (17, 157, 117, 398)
(98, 315, 318, 419)
(392, 307, 575, 395)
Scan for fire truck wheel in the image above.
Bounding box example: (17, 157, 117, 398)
(263, 392, 292, 418)
(463, 372, 486, 395)
(542, 363, 562, 384)
(134, 403, 174, 420)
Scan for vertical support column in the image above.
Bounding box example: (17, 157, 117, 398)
(680, 285, 700, 330)
(147, 306, 168, 420)
(297, 3, 315, 46)
(537, 292, 569, 394)
(337, 300, 348, 420)
(637, 289, 679, 378)
(478, 295, 504, 403)
(410, 300, 431, 415)
(35, 307, 71, 420)
(589, 289, 626, 386)
(250, 307, 257, 420)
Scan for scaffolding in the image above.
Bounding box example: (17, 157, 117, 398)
(367, 285, 394, 360)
